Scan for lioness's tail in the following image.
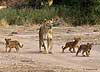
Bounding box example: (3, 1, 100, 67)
(18, 42, 23, 48)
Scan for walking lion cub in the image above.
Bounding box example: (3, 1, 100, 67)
(76, 43, 93, 57)
(5, 38, 23, 52)
(62, 37, 81, 53)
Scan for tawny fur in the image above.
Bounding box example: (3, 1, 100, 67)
(62, 38, 81, 53)
(39, 20, 53, 54)
(76, 43, 93, 57)
(5, 38, 23, 52)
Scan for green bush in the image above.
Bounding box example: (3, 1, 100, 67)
(0, 7, 58, 25)
(0, 4, 100, 26)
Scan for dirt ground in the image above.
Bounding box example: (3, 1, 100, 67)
(0, 25, 100, 72)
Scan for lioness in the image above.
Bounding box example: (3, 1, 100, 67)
(76, 43, 93, 57)
(39, 19, 53, 54)
(62, 38, 81, 53)
(5, 38, 23, 52)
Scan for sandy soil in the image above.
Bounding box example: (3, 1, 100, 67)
(0, 25, 100, 72)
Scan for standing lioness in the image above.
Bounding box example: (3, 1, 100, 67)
(39, 20, 53, 54)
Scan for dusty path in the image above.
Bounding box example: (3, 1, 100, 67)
(0, 26, 100, 72)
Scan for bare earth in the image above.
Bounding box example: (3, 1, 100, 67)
(0, 25, 100, 72)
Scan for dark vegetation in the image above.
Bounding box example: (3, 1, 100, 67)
(0, 0, 100, 26)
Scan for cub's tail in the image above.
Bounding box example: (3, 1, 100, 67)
(18, 42, 23, 48)
(62, 46, 64, 53)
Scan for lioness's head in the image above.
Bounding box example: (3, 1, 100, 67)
(46, 20, 53, 29)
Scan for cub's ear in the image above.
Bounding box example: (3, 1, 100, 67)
(74, 37, 77, 40)
(79, 37, 81, 40)
(5, 38, 11, 40)
(62, 46, 64, 49)
(74, 37, 81, 40)
(5, 38, 6, 40)
(87, 42, 94, 45)
(91, 43, 94, 45)
(87, 43, 90, 45)
(88, 43, 94, 45)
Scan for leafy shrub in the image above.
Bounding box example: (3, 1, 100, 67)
(0, 7, 58, 25)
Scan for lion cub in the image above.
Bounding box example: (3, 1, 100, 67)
(76, 43, 93, 57)
(62, 38, 81, 53)
(5, 38, 23, 52)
